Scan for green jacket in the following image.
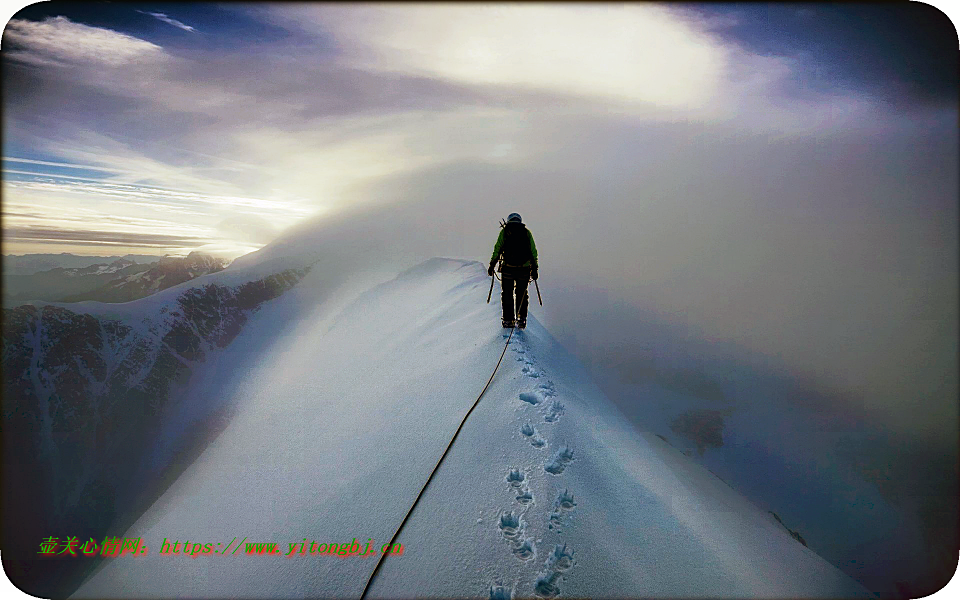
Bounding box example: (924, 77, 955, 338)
(491, 227, 538, 267)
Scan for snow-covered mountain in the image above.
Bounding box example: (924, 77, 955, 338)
(3, 252, 229, 305)
(69, 258, 873, 599)
(59, 252, 229, 303)
(62, 258, 138, 276)
(2, 253, 159, 276)
(3, 259, 150, 304)
(2, 262, 312, 597)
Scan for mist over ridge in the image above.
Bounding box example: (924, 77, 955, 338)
(245, 111, 957, 451)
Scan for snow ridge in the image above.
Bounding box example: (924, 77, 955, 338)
(69, 258, 874, 599)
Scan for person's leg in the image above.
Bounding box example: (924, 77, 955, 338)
(515, 273, 530, 325)
(501, 275, 516, 325)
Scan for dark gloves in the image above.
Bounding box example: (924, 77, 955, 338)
(531, 266, 538, 280)
(488, 263, 495, 276)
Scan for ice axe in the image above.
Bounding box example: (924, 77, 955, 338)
(534, 279, 542, 306)
(487, 253, 503, 304)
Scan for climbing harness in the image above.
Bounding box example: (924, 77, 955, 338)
(359, 283, 531, 599)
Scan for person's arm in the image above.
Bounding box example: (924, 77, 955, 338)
(528, 230, 538, 266)
(490, 230, 505, 264)
(488, 230, 504, 275)
(528, 230, 538, 279)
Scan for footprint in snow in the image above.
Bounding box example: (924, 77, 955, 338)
(556, 489, 577, 510)
(499, 511, 524, 541)
(513, 537, 536, 560)
(546, 543, 575, 571)
(516, 489, 534, 505)
(489, 583, 513, 600)
(521, 423, 548, 448)
(543, 400, 564, 423)
(519, 392, 541, 405)
(548, 512, 562, 530)
(533, 544, 575, 598)
(538, 381, 557, 397)
(533, 571, 563, 598)
(506, 468, 525, 487)
(548, 489, 577, 532)
(544, 446, 574, 475)
(498, 511, 536, 562)
(521, 366, 541, 378)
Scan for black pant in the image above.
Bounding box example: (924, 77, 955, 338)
(500, 266, 531, 323)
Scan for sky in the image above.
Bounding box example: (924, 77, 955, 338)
(1, 2, 958, 461)
(2, 2, 955, 258)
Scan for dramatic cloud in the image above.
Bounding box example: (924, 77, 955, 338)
(332, 4, 728, 108)
(3, 16, 167, 67)
(255, 3, 881, 129)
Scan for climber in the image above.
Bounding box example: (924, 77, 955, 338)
(487, 213, 538, 329)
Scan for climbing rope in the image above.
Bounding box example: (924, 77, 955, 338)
(359, 281, 531, 599)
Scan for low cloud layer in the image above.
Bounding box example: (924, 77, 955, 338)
(5, 225, 208, 248)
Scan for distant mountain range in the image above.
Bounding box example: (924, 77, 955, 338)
(3, 252, 229, 305)
(2, 253, 160, 276)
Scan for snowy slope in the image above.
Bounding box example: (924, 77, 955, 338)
(72, 258, 873, 599)
(1, 260, 315, 599)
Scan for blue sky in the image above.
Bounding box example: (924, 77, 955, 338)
(693, 3, 957, 105)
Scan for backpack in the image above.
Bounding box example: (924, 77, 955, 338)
(500, 221, 532, 266)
